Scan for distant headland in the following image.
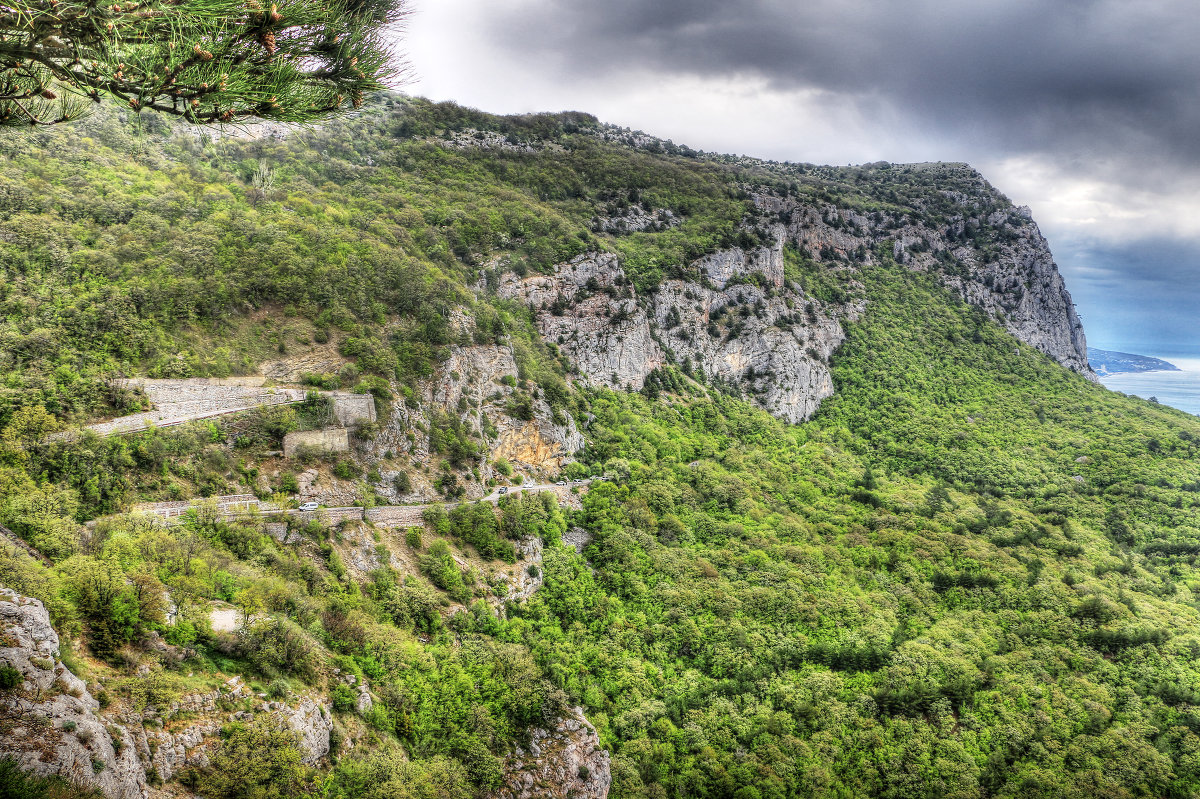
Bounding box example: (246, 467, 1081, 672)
(1089, 348, 1182, 375)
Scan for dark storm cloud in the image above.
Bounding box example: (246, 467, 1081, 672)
(489, 0, 1200, 182)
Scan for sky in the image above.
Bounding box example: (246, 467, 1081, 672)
(399, 0, 1200, 357)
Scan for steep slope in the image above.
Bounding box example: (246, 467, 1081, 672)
(4, 97, 1196, 799)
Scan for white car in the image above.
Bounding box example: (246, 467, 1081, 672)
(498, 487, 508, 494)
(555, 480, 566, 486)
(298, 502, 319, 512)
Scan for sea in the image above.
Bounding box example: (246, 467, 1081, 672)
(1097, 356, 1200, 417)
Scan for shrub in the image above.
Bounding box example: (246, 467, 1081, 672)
(198, 721, 311, 799)
(330, 684, 357, 713)
(405, 527, 422, 550)
(0, 758, 106, 799)
(236, 620, 317, 681)
(0, 665, 21, 690)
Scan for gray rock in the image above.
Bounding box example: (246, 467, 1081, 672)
(0, 587, 148, 799)
(284, 699, 333, 764)
(491, 706, 611, 799)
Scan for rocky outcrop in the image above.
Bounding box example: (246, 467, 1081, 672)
(1, 587, 335, 796)
(499, 250, 855, 423)
(506, 537, 544, 602)
(592, 203, 679, 235)
(500, 254, 666, 392)
(285, 698, 333, 764)
(492, 707, 611, 799)
(651, 242, 853, 422)
(756, 192, 1095, 380)
(498, 179, 1093, 425)
(0, 587, 148, 799)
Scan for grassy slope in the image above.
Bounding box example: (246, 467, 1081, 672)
(2, 98, 1200, 798)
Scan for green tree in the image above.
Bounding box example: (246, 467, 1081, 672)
(0, 0, 406, 126)
(198, 721, 312, 799)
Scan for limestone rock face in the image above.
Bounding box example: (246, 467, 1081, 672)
(500, 250, 855, 423)
(492, 707, 611, 799)
(499, 254, 667, 392)
(499, 185, 1093, 425)
(757, 193, 1095, 380)
(0, 587, 148, 799)
(651, 242, 853, 423)
(1, 587, 336, 796)
(285, 698, 333, 764)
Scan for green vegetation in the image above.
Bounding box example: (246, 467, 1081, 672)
(4, 96, 1200, 798)
(0, 0, 403, 126)
(0, 759, 106, 799)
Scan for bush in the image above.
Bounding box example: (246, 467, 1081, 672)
(0, 758, 106, 798)
(0, 665, 21, 691)
(419, 541, 469, 602)
(198, 721, 311, 799)
(331, 683, 357, 713)
(236, 620, 317, 681)
(405, 527, 422, 550)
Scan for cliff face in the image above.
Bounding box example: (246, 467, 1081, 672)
(0, 588, 332, 799)
(491, 706, 611, 799)
(501, 178, 1092, 424)
(499, 248, 856, 424)
(760, 195, 1092, 378)
(1, 587, 148, 799)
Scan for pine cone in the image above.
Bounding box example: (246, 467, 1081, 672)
(258, 30, 276, 54)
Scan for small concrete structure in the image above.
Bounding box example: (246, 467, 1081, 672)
(283, 428, 350, 458)
(328, 393, 376, 426)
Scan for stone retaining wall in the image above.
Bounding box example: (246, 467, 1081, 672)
(365, 505, 428, 528)
(87, 379, 375, 437)
(283, 428, 350, 458)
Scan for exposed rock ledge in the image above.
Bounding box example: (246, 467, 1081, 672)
(0, 586, 148, 799)
(500, 250, 854, 423)
(491, 706, 611, 799)
(0, 587, 333, 797)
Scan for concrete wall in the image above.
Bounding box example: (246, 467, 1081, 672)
(328, 393, 376, 426)
(364, 505, 427, 528)
(283, 428, 350, 458)
(297, 507, 365, 525)
(134, 494, 270, 519)
(89, 379, 374, 437)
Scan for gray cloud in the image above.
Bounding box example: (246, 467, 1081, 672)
(407, 0, 1200, 354)
(484, 1, 1200, 185)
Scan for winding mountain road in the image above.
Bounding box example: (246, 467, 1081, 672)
(134, 479, 599, 528)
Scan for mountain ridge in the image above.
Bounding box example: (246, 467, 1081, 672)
(5, 95, 1199, 799)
